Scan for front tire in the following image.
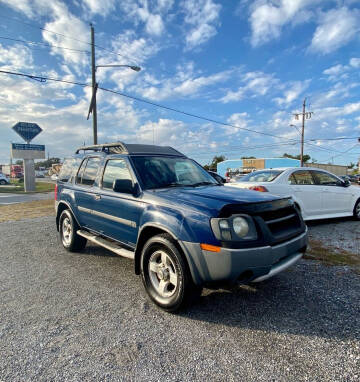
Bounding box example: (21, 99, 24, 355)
(0, 180, 6, 185)
(354, 199, 360, 220)
(59, 209, 87, 251)
(140, 234, 202, 312)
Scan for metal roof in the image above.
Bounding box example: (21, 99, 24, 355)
(75, 142, 185, 156)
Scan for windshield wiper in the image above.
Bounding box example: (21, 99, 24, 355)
(189, 181, 218, 187)
(152, 182, 184, 189)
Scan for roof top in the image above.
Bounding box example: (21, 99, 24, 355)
(75, 142, 185, 156)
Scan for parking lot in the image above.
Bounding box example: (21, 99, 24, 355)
(0, 215, 359, 381)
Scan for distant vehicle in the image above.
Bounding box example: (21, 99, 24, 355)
(51, 174, 59, 181)
(0, 173, 10, 185)
(2, 164, 23, 178)
(35, 170, 45, 178)
(226, 167, 360, 221)
(55, 142, 307, 311)
(207, 171, 226, 183)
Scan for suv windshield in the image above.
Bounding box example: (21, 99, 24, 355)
(240, 170, 283, 182)
(131, 156, 218, 190)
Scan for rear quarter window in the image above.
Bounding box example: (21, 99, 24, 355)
(58, 158, 81, 182)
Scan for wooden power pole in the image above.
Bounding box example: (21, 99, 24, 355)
(294, 98, 313, 166)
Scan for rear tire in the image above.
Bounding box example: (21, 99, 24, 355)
(353, 199, 360, 221)
(0, 180, 6, 185)
(59, 209, 87, 251)
(140, 234, 202, 312)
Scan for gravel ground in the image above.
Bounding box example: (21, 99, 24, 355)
(307, 218, 360, 255)
(0, 216, 359, 381)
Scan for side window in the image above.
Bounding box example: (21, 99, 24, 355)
(81, 157, 101, 186)
(58, 158, 81, 182)
(76, 159, 87, 184)
(312, 171, 342, 186)
(293, 171, 314, 185)
(288, 174, 297, 185)
(102, 159, 132, 190)
(76, 157, 101, 186)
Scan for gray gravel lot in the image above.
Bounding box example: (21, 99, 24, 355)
(307, 218, 360, 255)
(0, 216, 359, 381)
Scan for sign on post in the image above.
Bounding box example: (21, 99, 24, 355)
(12, 122, 42, 144)
(10, 122, 44, 192)
(11, 143, 45, 160)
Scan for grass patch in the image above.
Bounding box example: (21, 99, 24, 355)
(0, 199, 55, 222)
(0, 182, 55, 193)
(305, 239, 360, 272)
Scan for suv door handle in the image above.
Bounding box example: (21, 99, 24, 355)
(94, 194, 101, 200)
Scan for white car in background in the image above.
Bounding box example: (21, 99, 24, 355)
(0, 173, 10, 185)
(225, 167, 360, 221)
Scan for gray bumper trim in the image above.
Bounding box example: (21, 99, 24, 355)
(252, 252, 303, 282)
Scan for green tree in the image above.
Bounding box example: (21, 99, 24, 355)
(203, 155, 226, 171)
(35, 157, 61, 170)
(282, 153, 311, 163)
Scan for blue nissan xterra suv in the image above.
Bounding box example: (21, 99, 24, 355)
(55, 142, 308, 311)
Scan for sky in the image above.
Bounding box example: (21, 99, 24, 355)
(0, 0, 360, 166)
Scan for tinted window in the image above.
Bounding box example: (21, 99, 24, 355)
(240, 170, 283, 182)
(288, 174, 297, 185)
(102, 159, 132, 189)
(76, 159, 87, 184)
(292, 171, 314, 185)
(312, 171, 342, 186)
(58, 158, 81, 182)
(76, 157, 101, 186)
(131, 156, 217, 190)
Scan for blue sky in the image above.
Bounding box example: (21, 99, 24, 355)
(0, 0, 360, 166)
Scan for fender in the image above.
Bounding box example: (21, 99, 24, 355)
(55, 200, 81, 231)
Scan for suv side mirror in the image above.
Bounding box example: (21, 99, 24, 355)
(113, 179, 135, 194)
(343, 179, 351, 187)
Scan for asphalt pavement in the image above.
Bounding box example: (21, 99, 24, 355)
(0, 216, 359, 381)
(0, 192, 54, 205)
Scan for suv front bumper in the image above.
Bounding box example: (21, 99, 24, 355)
(179, 228, 308, 285)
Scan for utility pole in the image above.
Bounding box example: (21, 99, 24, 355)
(90, 23, 97, 145)
(293, 98, 313, 166)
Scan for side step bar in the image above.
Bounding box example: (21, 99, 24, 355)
(77, 230, 135, 259)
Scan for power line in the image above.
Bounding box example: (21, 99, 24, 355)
(0, 69, 359, 151)
(0, 14, 140, 65)
(0, 35, 90, 54)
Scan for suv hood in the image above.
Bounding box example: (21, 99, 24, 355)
(146, 185, 285, 215)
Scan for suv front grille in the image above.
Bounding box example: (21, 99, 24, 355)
(257, 206, 303, 245)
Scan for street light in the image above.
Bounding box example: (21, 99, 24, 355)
(87, 62, 141, 144)
(95, 64, 141, 72)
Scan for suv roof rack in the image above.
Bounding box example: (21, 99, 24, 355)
(75, 142, 127, 154)
(75, 142, 185, 156)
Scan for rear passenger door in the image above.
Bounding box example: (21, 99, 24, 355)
(93, 158, 143, 247)
(311, 170, 352, 214)
(288, 170, 322, 218)
(74, 156, 103, 229)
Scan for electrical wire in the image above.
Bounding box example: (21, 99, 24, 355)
(0, 36, 90, 54)
(0, 69, 359, 155)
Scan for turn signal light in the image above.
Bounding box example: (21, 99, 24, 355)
(200, 243, 221, 252)
(249, 185, 268, 192)
(54, 184, 58, 200)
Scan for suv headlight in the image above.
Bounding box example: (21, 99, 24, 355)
(211, 214, 258, 241)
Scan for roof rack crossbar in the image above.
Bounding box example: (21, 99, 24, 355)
(75, 142, 127, 154)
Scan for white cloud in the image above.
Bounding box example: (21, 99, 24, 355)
(310, 7, 360, 54)
(220, 71, 277, 103)
(274, 80, 310, 106)
(1, 0, 89, 72)
(119, 0, 169, 37)
(249, 0, 315, 46)
(137, 64, 232, 100)
(81, 0, 116, 16)
(182, 0, 221, 49)
(323, 64, 347, 76)
(349, 58, 360, 68)
(0, 43, 34, 70)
